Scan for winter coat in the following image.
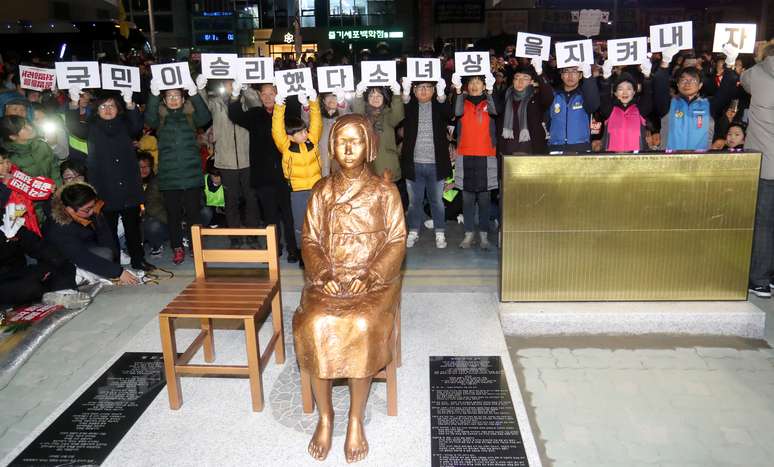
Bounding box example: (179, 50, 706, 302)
(741, 56, 774, 179)
(144, 93, 211, 191)
(272, 100, 323, 191)
(67, 107, 144, 211)
(455, 93, 498, 156)
(598, 77, 653, 152)
(496, 79, 554, 155)
(5, 138, 62, 186)
(141, 173, 167, 224)
(400, 97, 453, 181)
(352, 94, 405, 181)
(547, 78, 600, 148)
(198, 90, 257, 170)
(228, 102, 285, 188)
(45, 184, 122, 279)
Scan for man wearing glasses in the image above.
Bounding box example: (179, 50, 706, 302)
(547, 63, 600, 153)
(654, 47, 739, 151)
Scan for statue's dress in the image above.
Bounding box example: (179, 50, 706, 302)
(293, 167, 407, 379)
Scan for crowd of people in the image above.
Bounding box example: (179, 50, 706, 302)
(1, 35, 773, 309)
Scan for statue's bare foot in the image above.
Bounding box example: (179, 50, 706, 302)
(308, 415, 333, 461)
(344, 416, 369, 463)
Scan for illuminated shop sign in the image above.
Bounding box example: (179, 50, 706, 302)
(328, 29, 404, 40)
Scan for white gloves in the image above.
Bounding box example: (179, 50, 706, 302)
(484, 73, 495, 92)
(661, 46, 680, 67)
(355, 81, 368, 98)
(298, 92, 309, 107)
(389, 80, 401, 96)
(186, 81, 198, 97)
(401, 77, 412, 96)
(641, 57, 653, 78)
(451, 72, 462, 94)
(231, 80, 243, 98)
(195, 74, 208, 90)
(334, 89, 346, 104)
(532, 60, 543, 76)
(0, 203, 25, 240)
(722, 43, 739, 69)
(274, 91, 286, 106)
(436, 79, 447, 103)
(150, 79, 161, 97)
(68, 87, 82, 103)
(121, 89, 133, 107)
(602, 60, 613, 80)
(580, 63, 592, 79)
(306, 87, 317, 102)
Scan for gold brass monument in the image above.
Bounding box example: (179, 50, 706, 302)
(501, 153, 761, 301)
(293, 114, 407, 462)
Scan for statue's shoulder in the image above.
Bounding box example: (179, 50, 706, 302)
(311, 175, 334, 194)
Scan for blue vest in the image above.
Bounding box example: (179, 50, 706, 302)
(666, 97, 710, 151)
(548, 90, 591, 146)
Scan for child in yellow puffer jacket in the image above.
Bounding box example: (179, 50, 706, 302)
(271, 89, 322, 265)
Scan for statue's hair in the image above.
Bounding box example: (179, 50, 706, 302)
(327, 114, 378, 163)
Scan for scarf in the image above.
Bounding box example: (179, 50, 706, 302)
(502, 86, 533, 142)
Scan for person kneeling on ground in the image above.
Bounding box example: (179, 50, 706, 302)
(45, 183, 139, 286)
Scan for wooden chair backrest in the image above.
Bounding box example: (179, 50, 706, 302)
(190, 225, 279, 282)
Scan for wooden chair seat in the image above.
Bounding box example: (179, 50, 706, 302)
(159, 226, 284, 412)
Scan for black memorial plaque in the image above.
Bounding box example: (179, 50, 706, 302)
(12, 352, 166, 466)
(430, 356, 528, 467)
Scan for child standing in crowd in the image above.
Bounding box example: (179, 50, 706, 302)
(137, 151, 167, 258)
(145, 81, 211, 265)
(724, 122, 746, 150)
(547, 63, 600, 153)
(201, 158, 226, 227)
(352, 83, 406, 205)
(452, 73, 498, 250)
(597, 60, 654, 152)
(272, 88, 322, 268)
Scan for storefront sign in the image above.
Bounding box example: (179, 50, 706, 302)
(328, 29, 403, 41)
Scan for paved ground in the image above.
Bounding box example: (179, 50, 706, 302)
(2, 221, 774, 466)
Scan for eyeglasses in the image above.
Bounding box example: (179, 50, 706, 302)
(99, 103, 117, 110)
(165, 95, 183, 101)
(678, 78, 700, 85)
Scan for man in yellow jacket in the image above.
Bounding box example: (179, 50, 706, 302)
(272, 88, 322, 268)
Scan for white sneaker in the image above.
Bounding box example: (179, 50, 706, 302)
(406, 231, 419, 248)
(435, 232, 447, 249)
(479, 231, 490, 251)
(424, 219, 434, 229)
(459, 232, 475, 249)
(120, 250, 131, 265)
(457, 214, 464, 224)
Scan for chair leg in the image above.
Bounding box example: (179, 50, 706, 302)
(271, 292, 285, 364)
(386, 358, 397, 416)
(244, 317, 264, 412)
(300, 368, 314, 413)
(159, 316, 182, 410)
(200, 318, 215, 363)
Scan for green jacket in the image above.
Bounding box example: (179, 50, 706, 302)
(352, 94, 404, 181)
(145, 93, 211, 191)
(7, 138, 62, 186)
(142, 173, 167, 224)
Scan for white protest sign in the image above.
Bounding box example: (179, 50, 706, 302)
(150, 62, 194, 91)
(201, 53, 238, 79)
(713, 23, 756, 53)
(317, 66, 355, 92)
(406, 58, 441, 82)
(555, 40, 594, 68)
(578, 9, 603, 37)
(19, 65, 56, 91)
(236, 57, 274, 84)
(275, 68, 314, 97)
(515, 32, 551, 61)
(100, 64, 141, 92)
(360, 60, 397, 86)
(607, 37, 648, 66)
(454, 52, 490, 77)
(649, 21, 693, 52)
(54, 61, 101, 89)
